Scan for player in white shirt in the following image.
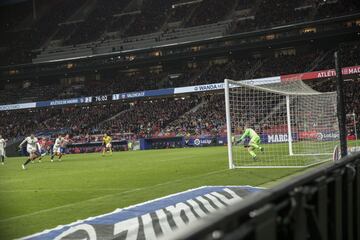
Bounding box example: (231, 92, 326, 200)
(51, 135, 64, 162)
(0, 135, 6, 165)
(19, 134, 41, 170)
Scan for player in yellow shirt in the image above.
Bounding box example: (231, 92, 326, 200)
(102, 133, 112, 156)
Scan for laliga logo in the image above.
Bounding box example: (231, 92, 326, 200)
(317, 133, 323, 141)
(194, 139, 201, 146)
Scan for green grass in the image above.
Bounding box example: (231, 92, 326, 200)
(233, 140, 360, 167)
(0, 146, 324, 239)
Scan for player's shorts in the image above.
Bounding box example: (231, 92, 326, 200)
(53, 145, 61, 154)
(105, 143, 112, 148)
(0, 148, 5, 156)
(60, 147, 65, 154)
(27, 146, 37, 155)
(37, 148, 46, 156)
(250, 136, 261, 145)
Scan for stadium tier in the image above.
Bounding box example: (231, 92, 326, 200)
(0, 41, 359, 105)
(0, 0, 359, 65)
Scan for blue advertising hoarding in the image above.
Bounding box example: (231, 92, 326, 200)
(0, 76, 281, 111)
(112, 88, 174, 101)
(36, 97, 93, 108)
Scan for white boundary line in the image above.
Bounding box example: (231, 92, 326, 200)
(233, 158, 331, 169)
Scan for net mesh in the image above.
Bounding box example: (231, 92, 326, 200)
(226, 79, 339, 168)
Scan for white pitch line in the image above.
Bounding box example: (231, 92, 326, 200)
(0, 168, 229, 223)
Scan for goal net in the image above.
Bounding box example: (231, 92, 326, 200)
(224, 78, 339, 168)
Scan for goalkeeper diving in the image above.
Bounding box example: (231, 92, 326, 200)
(236, 125, 264, 160)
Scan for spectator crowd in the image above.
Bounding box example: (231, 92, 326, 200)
(1, 0, 358, 66)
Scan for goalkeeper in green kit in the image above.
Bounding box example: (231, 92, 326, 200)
(236, 125, 264, 160)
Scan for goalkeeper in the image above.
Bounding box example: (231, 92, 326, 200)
(237, 125, 264, 160)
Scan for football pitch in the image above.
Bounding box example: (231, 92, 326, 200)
(0, 146, 335, 239)
(232, 141, 338, 167)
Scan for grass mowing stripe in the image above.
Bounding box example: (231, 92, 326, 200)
(0, 188, 130, 193)
(0, 169, 229, 223)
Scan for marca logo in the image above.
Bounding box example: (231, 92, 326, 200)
(268, 134, 288, 143)
(23, 186, 261, 240)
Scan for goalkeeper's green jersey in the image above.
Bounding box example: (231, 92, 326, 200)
(239, 128, 259, 141)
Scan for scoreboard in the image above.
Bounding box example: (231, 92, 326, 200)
(94, 95, 111, 102)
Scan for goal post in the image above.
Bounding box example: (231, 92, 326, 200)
(224, 78, 339, 168)
(286, 95, 293, 156)
(224, 79, 234, 169)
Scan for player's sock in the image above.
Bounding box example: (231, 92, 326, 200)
(24, 158, 31, 166)
(102, 149, 105, 156)
(109, 149, 112, 155)
(51, 154, 54, 160)
(1, 156, 4, 163)
(58, 154, 62, 160)
(249, 150, 257, 158)
(251, 143, 260, 150)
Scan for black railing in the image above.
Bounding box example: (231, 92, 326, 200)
(172, 153, 360, 240)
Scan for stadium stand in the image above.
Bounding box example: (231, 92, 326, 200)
(100, 96, 200, 138)
(1, 1, 360, 239)
(166, 95, 226, 137)
(0, 103, 128, 138)
(1, 74, 359, 145)
(0, 0, 359, 145)
(2, 41, 359, 105)
(1, 0, 358, 65)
